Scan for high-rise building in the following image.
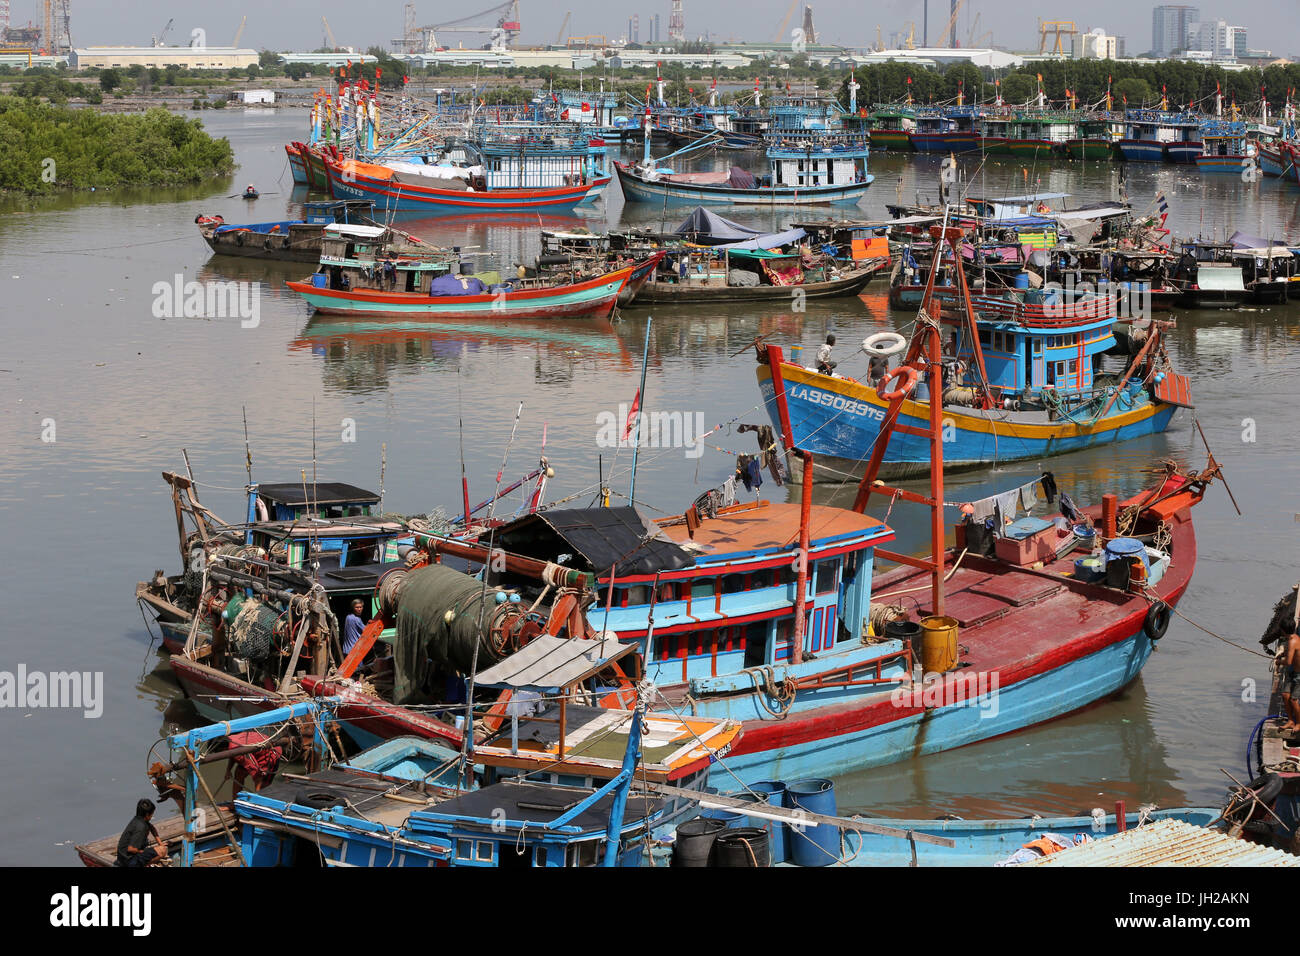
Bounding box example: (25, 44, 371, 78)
(668, 0, 684, 43)
(1187, 19, 1244, 60)
(1151, 5, 1198, 55)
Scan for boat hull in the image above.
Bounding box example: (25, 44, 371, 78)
(1195, 155, 1251, 174)
(327, 160, 609, 214)
(1003, 139, 1063, 158)
(286, 266, 631, 320)
(615, 162, 871, 207)
(909, 131, 979, 153)
(868, 130, 913, 151)
(1117, 140, 1166, 163)
(634, 264, 879, 304)
(1065, 139, 1115, 160)
(1166, 141, 1203, 164)
(756, 361, 1178, 479)
(286, 143, 308, 185)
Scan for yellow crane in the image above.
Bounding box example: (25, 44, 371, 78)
(556, 11, 571, 46)
(1038, 19, 1078, 54)
(232, 16, 247, 47)
(775, 0, 799, 43)
(321, 16, 337, 51)
(904, 21, 916, 50)
(875, 24, 883, 52)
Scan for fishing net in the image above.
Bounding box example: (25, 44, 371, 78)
(229, 599, 283, 663)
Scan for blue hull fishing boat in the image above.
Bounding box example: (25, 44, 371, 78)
(757, 279, 1189, 479)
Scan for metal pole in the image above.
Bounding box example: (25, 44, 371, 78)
(628, 316, 653, 507)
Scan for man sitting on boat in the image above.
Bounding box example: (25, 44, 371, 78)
(115, 799, 166, 867)
(816, 334, 837, 375)
(343, 599, 367, 657)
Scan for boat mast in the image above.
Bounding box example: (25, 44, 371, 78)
(848, 222, 980, 617)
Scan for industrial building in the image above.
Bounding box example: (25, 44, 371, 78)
(70, 46, 258, 70)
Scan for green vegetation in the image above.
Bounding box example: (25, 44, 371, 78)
(839, 59, 1300, 111)
(0, 97, 235, 195)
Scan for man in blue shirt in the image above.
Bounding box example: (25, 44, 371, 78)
(342, 599, 366, 656)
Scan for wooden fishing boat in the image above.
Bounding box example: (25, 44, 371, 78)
(908, 109, 981, 153)
(287, 262, 637, 320)
(286, 141, 308, 185)
(323, 131, 611, 215)
(1171, 240, 1249, 308)
(1196, 121, 1255, 174)
(634, 248, 884, 304)
(866, 108, 916, 151)
(195, 200, 421, 264)
(1065, 118, 1122, 160)
(759, 283, 1187, 479)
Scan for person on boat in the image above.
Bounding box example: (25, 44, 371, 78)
(868, 354, 889, 387)
(244, 184, 257, 198)
(816, 334, 837, 375)
(1281, 620, 1300, 732)
(343, 599, 367, 657)
(115, 799, 166, 867)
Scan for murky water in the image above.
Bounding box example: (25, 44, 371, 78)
(2, 111, 1298, 863)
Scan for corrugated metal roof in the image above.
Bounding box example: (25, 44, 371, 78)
(1028, 819, 1299, 867)
(472, 634, 632, 692)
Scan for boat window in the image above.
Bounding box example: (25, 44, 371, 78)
(978, 329, 991, 346)
(476, 840, 494, 862)
(816, 559, 840, 595)
(456, 839, 474, 861)
(1032, 338, 1042, 354)
(691, 578, 716, 602)
(750, 568, 773, 589)
(567, 840, 601, 868)
(659, 582, 676, 603)
(722, 574, 747, 594)
(625, 584, 649, 607)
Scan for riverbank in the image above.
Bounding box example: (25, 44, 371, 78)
(0, 96, 236, 195)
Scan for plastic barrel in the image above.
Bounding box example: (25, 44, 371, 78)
(698, 788, 744, 827)
(671, 818, 726, 868)
(920, 615, 959, 674)
(786, 778, 839, 867)
(749, 781, 788, 864)
(884, 619, 923, 669)
(709, 827, 771, 868)
(1013, 271, 1030, 289)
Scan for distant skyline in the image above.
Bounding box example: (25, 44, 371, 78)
(7, 1, 1298, 57)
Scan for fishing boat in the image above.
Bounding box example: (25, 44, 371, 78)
(286, 141, 308, 185)
(760, 224, 1191, 479)
(1116, 111, 1179, 163)
(867, 108, 917, 151)
(285, 225, 647, 320)
(1065, 116, 1123, 160)
(1171, 239, 1248, 308)
(1196, 121, 1256, 174)
(1166, 115, 1205, 165)
(908, 108, 981, 153)
(1258, 141, 1287, 178)
(615, 125, 873, 208)
(195, 200, 422, 264)
(323, 131, 611, 215)
(994, 112, 1077, 159)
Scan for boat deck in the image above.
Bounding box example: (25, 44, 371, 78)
(658, 500, 889, 555)
(76, 807, 240, 867)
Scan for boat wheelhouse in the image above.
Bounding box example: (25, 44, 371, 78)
(908, 108, 981, 153)
(997, 113, 1078, 158)
(1117, 111, 1178, 162)
(867, 108, 916, 150)
(1065, 116, 1123, 160)
(1195, 121, 1255, 174)
(1166, 115, 1204, 164)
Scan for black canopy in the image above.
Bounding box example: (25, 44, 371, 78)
(494, 506, 694, 577)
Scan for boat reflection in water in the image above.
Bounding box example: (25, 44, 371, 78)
(291, 314, 637, 393)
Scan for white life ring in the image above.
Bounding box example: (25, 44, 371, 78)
(863, 331, 907, 358)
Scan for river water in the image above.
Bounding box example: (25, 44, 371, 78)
(2, 110, 1298, 864)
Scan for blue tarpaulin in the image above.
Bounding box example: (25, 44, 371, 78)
(429, 274, 487, 296)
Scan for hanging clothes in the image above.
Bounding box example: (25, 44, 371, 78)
(738, 423, 786, 487)
(1019, 480, 1039, 512)
(1040, 471, 1058, 505)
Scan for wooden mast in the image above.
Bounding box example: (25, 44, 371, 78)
(849, 223, 975, 617)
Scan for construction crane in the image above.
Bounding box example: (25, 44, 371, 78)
(42, 0, 70, 55)
(153, 17, 173, 47)
(966, 11, 989, 47)
(321, 15, 337, 51)
(775, 0, 798, 43)
(941, 0, 964, 48)
(1038, 19, 1078, 55)
(555, 11, 570, 46)
(232, 16, 246, 47)
(416, 0, 521, 53)
(904, 21, 916, 50)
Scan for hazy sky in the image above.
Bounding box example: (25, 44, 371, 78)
(13, 0, 1299, 58)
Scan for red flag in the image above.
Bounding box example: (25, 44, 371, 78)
(623, 390, 641, 440)
(906, 76, 912, 85)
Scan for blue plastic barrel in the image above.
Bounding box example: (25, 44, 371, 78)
(729, 790, 769, 828)
(309, 273, 327, 289)
(749, 781, 789, 864)
(1013, 271, 1030, 289)
(698, 788, 744, 826)
(786, 778, 840, 867)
